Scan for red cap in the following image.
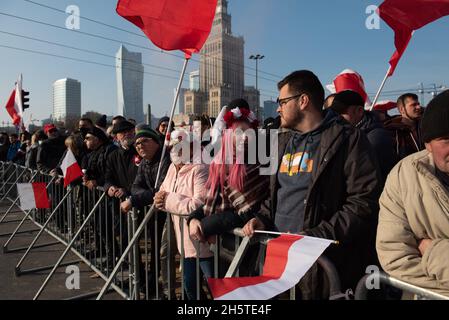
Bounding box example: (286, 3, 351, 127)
(44, 124, 56, 135)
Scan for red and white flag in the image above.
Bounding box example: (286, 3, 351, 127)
(207, 234, 333, 300)
(17, 183, 50, 210)
(116, 0, 217, 58)
(5, 74, 24, 127)
(378, 0, 449, 76)
(373, 100, 397, 112)
(326, 69, 371, 105)
(60, 149, 83, 187)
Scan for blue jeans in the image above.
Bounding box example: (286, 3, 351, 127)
(183, 257, 214, 300)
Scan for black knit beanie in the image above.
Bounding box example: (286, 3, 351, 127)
(422, 90, 449, 143)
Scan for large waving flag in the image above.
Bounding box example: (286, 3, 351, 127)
(326, 69, 371, 105)
(17, 183, 50, 210)
(378, 0, 449, 76)
(207, 234, 333, 300)
(5, 74, 24, 126)
(60, 149, 83, 187)
(116, 0, 217, 58)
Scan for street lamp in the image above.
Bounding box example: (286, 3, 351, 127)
(249, 54, 264, 121)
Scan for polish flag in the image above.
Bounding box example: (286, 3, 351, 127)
(116, 0, 217, 58)
(17, 183, 50, 210)
(60, 149, 83, 187)
(378, 0, 449, 76)
(373, 100, 397, 112)
(5, 74, 24, 126)
(207, 234, 333, 300)
(326, 69, 371, 105)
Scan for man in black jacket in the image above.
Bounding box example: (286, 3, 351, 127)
(120, 126, 171, 297)
(244, 70, 382, 299)
(104, 120, 139, 199)
(83, 127, 116, 190)
(331, 90, 396, 180)
(37, 124, 66, 173)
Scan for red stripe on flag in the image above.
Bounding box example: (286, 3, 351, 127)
(64, 162, 83, 187)
(5, 90, 21, 126)
(207, 235, 303, 299)
(31, 183, 50, 209)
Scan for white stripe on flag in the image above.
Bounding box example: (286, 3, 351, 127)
(216, 237, 332, 300)
(17, 183, 36, 211)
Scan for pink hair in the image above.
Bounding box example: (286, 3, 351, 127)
(206, 129, 247, 196)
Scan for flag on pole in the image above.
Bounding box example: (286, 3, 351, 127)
(326, 69, 371, 105)
(5, 74, 24, 127)
(207, 234, 333, 300)
(378, 0, 449, 76)
(116, 0, 218, 58)
(60, 149, 83, 187)
(373, 100, 397, 112)
(17, 183, 50, 210)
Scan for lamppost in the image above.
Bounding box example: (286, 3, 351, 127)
(249, 54, 264, 121)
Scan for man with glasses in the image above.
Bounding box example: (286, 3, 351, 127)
(156, 116, 175, 145)
(244, 70, 382, 299)
(121, 125, 171, 298)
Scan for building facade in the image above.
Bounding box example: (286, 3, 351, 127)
(116, 45, 144, 123)
(184, 0, 259, 118)
(53, 78, 81, 123)
(264, 100, 278, 120)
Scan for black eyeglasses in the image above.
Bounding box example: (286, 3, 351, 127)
(277, 94, 303, 107)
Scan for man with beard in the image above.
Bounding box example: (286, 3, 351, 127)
(244, 70, 382, 299)
(104, 120, 139, 199)
(384, 93, 424, 161)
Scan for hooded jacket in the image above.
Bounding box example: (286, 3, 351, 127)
(260, 110, 382, 299)
(358, 111, 396, 180)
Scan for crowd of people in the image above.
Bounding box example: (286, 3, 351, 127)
(1, 69, 448, 299)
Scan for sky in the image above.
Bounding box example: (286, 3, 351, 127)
(0, 0, 448, 124)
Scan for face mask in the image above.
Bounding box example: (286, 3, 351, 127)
(170, 151, 182, 165)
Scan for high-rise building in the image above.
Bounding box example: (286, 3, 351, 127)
(116, 45, 144, 123)
(189, 70, 200, 91)
(184, 0, 259, 117)
(264, 100, 278, 120)
(53, 78, 81, 123)
(174, 88, 187, 114)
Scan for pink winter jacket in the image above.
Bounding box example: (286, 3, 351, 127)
(160, 163, 213, 259)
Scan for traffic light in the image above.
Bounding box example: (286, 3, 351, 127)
(21, 90, 30, 110)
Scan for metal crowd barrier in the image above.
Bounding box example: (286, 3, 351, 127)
(0, 161, 350, 300)
(5, 161, 446, 301)
(354, 272, 449, 300)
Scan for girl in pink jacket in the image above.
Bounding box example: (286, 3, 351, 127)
(154, 133, 212, 300)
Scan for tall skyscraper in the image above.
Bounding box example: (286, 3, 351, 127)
(189, 70, 200, 91)
(184, 0, 258, 117)
(174, 88, 187, 114)
(116, 45, 144, 122)
(264, 100, 278, 120)
(53, 78, 81, 123)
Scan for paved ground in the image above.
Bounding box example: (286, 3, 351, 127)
(0, 201, 122, 300)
